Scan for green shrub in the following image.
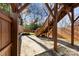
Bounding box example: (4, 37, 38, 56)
(24, 23, 41, 30)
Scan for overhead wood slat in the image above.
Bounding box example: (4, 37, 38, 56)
(45, 3, 55, 20)
(10, 4, 18, 13)
(18, 3, 30, 13)
(35, 3, 79, 36)
(74, 16, 79, 22)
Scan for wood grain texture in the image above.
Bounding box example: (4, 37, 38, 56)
(0, 11, 11, 56)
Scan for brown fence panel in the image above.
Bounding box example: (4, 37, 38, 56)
(0, 11, 12, 56)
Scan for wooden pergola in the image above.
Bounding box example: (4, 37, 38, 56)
(35, 3, 79, 51)
(0, 3, 79, 56)
(10, 3, 79, 55)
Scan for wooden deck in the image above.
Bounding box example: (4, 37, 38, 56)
(20, 35, 79, 56)
(20, 35, 54, 56)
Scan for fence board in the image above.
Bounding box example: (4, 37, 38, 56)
(0, 11, 12, 56)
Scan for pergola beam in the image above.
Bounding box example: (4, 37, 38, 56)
(10, 4, 18, 13)
(45, 3, 55, 19)
(67, 12, 72, 21)
(67, 11, 79, 22)
(11, 3, 30, 26)
(11, 3, 30, 14)
(74, 16, 79, 22)
(18, 3, 30, 13)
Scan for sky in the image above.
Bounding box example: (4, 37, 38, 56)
(21, 3, 48, 25)
(21, 4, 79, 27)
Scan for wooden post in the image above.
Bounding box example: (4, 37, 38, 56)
(11, 13, 18, 56)
(71, 9, 74, 46)
(47, 16, 50, 37)
(53, 4, 58, 51)
(45, 3, 58, 51)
